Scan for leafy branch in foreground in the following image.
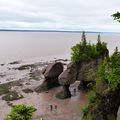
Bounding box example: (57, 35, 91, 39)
(112, 12, 120, 22)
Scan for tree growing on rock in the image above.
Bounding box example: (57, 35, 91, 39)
(82, 51, 120, 120)
(71, 32, 108, 63)
(82, 12, 120, 120)
(96, 34, 108, 58)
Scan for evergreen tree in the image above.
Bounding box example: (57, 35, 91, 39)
(97, 34, 101, 42)
(114, 46, 118, 54)
(71, 33, 108, 63)
(81, 31, 87, 45)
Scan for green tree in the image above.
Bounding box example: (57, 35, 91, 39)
(99, 51, 120, 90)
(96, 34, 107, 57)
(71, 32, 108, 63)
(5, 104, 36, 120)
(81, 31, 87, 46)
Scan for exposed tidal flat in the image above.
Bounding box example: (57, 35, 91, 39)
(0, 31, 120, 120)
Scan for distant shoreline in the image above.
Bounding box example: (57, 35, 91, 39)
(0, 29, 120, 34)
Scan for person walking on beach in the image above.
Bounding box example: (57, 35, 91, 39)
(73, 88, 76, 95)
(50, 104, 53, 111)
(55, 105, 57, 111)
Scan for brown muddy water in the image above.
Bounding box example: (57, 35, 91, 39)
(0, 31, 120, 63)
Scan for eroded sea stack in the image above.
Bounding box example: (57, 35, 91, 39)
(56, 62, 77, 99)
(56, 33, 109, 99)
(56, 57, 105, 99)
(35, 62, 63, 92)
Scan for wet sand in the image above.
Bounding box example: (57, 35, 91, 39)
(1, 59, 87, 120)
(0, 83, 88, 120)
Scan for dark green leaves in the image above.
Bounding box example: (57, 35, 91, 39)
(112, 12, 120, 22)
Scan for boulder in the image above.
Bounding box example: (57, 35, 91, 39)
(35, 62, 63, 92)
(56, 62, 77, 99)
(56, 85, 71, 99)
(59, 62, 77, 85)
(44, 62, 63, 78)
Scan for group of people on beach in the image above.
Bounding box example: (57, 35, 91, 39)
(39, 88, 77, 120)
(39, 104, 58, 120)
(49, 104, 58, 111)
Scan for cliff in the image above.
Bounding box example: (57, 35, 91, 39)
(82, 52, 120, 120)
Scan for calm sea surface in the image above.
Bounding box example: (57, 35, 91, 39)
(0, 31, 120, 63)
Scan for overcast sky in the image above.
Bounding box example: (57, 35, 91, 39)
(0, 0, 120, 32)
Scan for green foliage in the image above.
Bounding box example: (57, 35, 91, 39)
(112, 12, 120, 22)
(82, 106, 89, 117)
(107, 114, 116, 120)
(71, 32, 108, 63)
(82, 107, 92, 120)
(4, 104, 36, 120)
(88, 91, 97, 103)
(96, 40, 107, 56)
(99, 52, 120, 90)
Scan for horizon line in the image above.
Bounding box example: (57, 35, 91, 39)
(0, 29, 120, 34)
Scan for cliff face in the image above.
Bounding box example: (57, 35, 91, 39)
(82, 85, 120, 120)
(57, 58, 103, 99)
(77, 60, 98, 82)
(82, 52, 120, 120)
(77, 59, 100, 90)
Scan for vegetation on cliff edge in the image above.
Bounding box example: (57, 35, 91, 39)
(82, 50, 120, 120)
(71, 32, 108, 63)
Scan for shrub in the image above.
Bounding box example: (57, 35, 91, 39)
(82, 106, 89, 117)
(88, 91, 97, 103)
(4, 104, 36, 120)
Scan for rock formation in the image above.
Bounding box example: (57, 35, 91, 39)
(83, 88, 120, 120)
(82, 51, 120, 120)
(77, 59, 99, 90)
(35, 62, 63, 92)
(57, 58, 104, 99)
(56, 62, 77, 99)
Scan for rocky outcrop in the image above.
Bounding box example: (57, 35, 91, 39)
(82, 52, 120, 120)
(57, 58, 102, 99)
(56, 63, 77, 99)
(77, 59, 99, 90)
(82, 82, 120, 120)
(59, 62, 77, 85)
(35, 62, 63, 92)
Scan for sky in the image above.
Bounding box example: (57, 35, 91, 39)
(0, 0, 120, 32)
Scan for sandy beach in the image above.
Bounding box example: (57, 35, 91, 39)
(0, 58, 88, 120)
